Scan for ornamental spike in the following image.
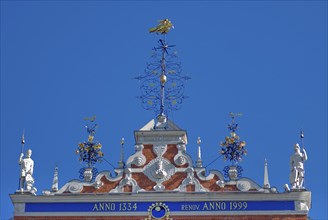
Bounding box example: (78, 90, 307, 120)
(263, 159, 270, 189)
(196, 137, 203, 168)
(118, 138, 125, 169)
(51, 165, 58, 192)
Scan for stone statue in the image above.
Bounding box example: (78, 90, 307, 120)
(19, 149, 36, 193)
(289, 143, 308, 189)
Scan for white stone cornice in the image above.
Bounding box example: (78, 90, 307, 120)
(10, 191, 312, 204)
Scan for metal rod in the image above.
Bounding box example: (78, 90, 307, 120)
(204, 154, 223, 168)
(18, 131, 25, 190)
(159, 36, 166, 116)
(300, 130, 304, 148)
(102, 157, 116, 169)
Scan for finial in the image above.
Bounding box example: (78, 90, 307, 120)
(52, 165, 58, 192)
(196, 136, 203, 167)
(118, 138, 125, 168)
(229, 112, 242, 125)
(263, 158, 270, 189)
(76, 117, 103, 182)
(197, 137, 201, 146)
(136, 19, 190, 121)
(220, 112, 247, 165)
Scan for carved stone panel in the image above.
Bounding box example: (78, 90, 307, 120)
(144, 157, 175, 184)
(153, 144, 167, 157)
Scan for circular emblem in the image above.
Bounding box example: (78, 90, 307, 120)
(147, 202, 170, 219)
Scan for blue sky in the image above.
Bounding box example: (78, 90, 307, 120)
(1, 1, 327, 219)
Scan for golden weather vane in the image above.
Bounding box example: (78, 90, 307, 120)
(149, 19, 174, 34)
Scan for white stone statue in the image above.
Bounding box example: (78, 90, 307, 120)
(289, 143, 307, 189)
(19, 149, 36, 193)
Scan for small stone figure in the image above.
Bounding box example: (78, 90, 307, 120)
(19, 149, 36, 193)
(289, 143, 308, 189)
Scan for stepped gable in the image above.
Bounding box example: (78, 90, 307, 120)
(56, 119, 263, 194)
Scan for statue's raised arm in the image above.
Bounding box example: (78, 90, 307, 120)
(302, 148, 308, 161)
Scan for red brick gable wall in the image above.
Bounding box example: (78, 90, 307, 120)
(70, 144, 252, 193)
(163, 144, 189, 168)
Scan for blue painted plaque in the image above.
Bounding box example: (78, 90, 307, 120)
(25, 200, 294, 212)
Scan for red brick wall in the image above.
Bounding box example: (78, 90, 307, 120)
(163, 144, 189, 168)
(14, 215, 308, 220)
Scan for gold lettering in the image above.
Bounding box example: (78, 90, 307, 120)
(209, 202, 215, 210)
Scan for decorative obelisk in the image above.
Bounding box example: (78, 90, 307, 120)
(118, 138, 125, 168)
(196, 137, 203, 167)
(51, 166, 58, 192)
(263, 159, 270, 189)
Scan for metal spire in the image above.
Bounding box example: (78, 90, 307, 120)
(263, 159, 270, 189)
(136, 19, 190, 122)
(158, 37, 168, 122)
(52, 165, 58, 192)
